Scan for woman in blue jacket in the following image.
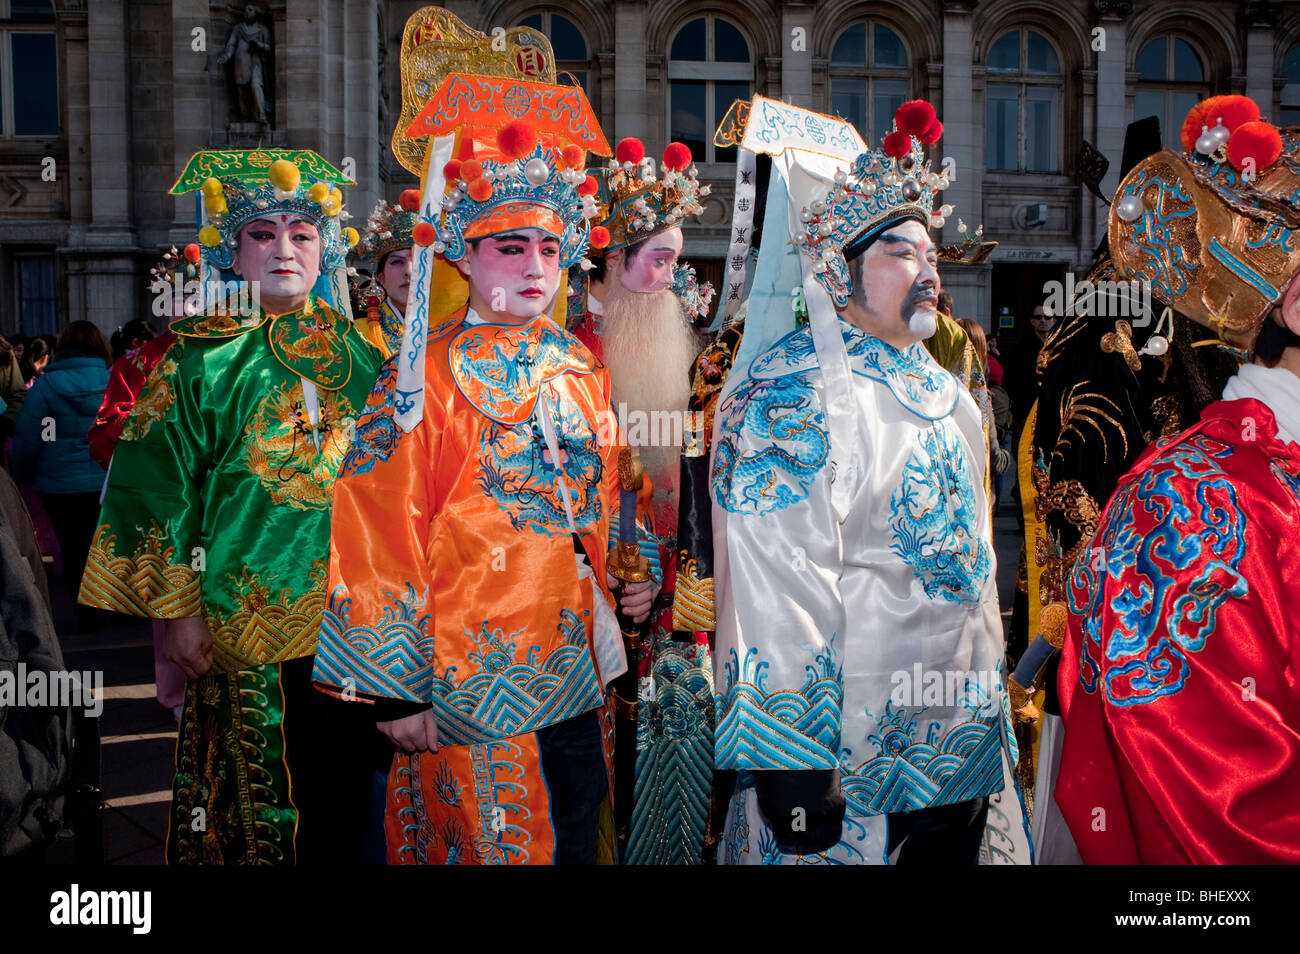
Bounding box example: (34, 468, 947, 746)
(12, 321, 111, 619)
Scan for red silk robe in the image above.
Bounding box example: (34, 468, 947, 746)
(1056, 398, 1300, 863)
(88, 332, 177, 468)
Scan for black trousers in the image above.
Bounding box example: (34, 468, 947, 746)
(279, 656, 388, 864)
(537, 709, 608, 865)
(887, 796, 989, 865)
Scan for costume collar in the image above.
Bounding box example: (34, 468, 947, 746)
(587, 294, 605, 316)
(267, 297, 354, 391)
(749, 319, 959, 420)
(1222, 363, 1300, 448)
(449, 312, 596, 423)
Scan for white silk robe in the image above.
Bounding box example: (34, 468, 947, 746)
(710, 318, 1020, 864)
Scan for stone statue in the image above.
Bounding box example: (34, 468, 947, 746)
(218, 3, 271, 127)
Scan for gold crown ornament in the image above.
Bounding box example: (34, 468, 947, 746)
(589, 138, 708, 251)
(354, 191, 422, 268)
(1109, 95, 1300, 352)
(795, 99, 951, 307)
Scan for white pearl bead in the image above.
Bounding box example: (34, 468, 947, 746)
(1142, 335, 1169, 356)
(524, 157, 551, 186)
(799, 209, 813, 223)
(1116, 194, 1143, 222)
(1196, 132, 1217, 156)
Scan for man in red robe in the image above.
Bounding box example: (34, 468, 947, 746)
(1056, 97, 1300, 863)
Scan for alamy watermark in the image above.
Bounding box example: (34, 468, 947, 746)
(151, 276, 261, 319)
(1041, 273, 1154, 325)
(0, 664, 103, 718)
(889, 664, 1002, 708)
(594, 403, 703, 449)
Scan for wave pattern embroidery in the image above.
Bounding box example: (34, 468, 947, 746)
(715, 644, 842, 769)
(430, 608, 603, 745)
(843, 677, 1003, 814)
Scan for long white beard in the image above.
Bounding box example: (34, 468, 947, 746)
(598, 273, 701, 522)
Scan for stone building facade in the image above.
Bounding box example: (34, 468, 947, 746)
(2, 0, 1299, 339)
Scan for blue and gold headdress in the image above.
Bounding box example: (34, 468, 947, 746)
(795, 100, 951, 307)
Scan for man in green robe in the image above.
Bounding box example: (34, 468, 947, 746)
(78, 152, 384, 864)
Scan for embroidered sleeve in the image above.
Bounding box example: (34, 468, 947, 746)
(78, 338, 205, 619)
(313, 358, 437, 705)
(712, 385, 845, 772)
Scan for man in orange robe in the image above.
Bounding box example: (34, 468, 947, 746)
(314, 87, 649, 863)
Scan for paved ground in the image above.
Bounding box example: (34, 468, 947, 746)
(38, 484, 1027, 866)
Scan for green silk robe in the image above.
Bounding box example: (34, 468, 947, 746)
(79, 296, 383, 672)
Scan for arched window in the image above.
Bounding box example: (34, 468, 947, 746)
(668, 15, 752, 164)
(1, 0, 58, 137)
(1133, 36, 1207, 149)
(1281, 43, 1300, 126)
(519, 11, 592, 97)
(829, 22, 909, 142)
(985, 28, 1061, 172)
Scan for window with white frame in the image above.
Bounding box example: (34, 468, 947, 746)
(1133, 36, 1207, 150)
(985, 28, 1061, 172)
(829, 21, 909, 144)
(519, 11, 592, 100)
(668, 15, 751, 165)
(1, 0, 57, 138)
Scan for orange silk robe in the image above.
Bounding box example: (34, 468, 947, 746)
(314, 307, 622, 863)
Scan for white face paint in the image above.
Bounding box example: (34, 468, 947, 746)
(843, 219, 941, 349)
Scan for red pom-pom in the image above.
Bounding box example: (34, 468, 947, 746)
(1227, 121, 1283, 172)
(588, 226, 611, 249)
(920, 119, 944, 146)
(183, 243, 201, 263)
(467, 177, 493, 202)
(1183, 95, 1262, 151)
(398, 189, 421, 212)
(662, 142, 692, 172)
(615, 137, 645, 165)
(459, 159, 484, 182)
(562, 144, 586, 169)
(412, 222, 436, 246)
(1206, 95, 1261, 134)
(895, 100, 937, 137)
(883, 130, 912, 159)
(443, 159, 463, 181)
(498, 122, 536, 160)
(577, 174, 599, 196)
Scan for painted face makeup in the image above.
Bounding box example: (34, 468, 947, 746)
(619, 226, 684, 293)
(232, 215, 323, 314)
(458, 228, 562, 323)
(381, 247, 413, 313)
(849, 219, 940, 347)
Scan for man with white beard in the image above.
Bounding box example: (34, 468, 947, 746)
(568, 137, 716, 863)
